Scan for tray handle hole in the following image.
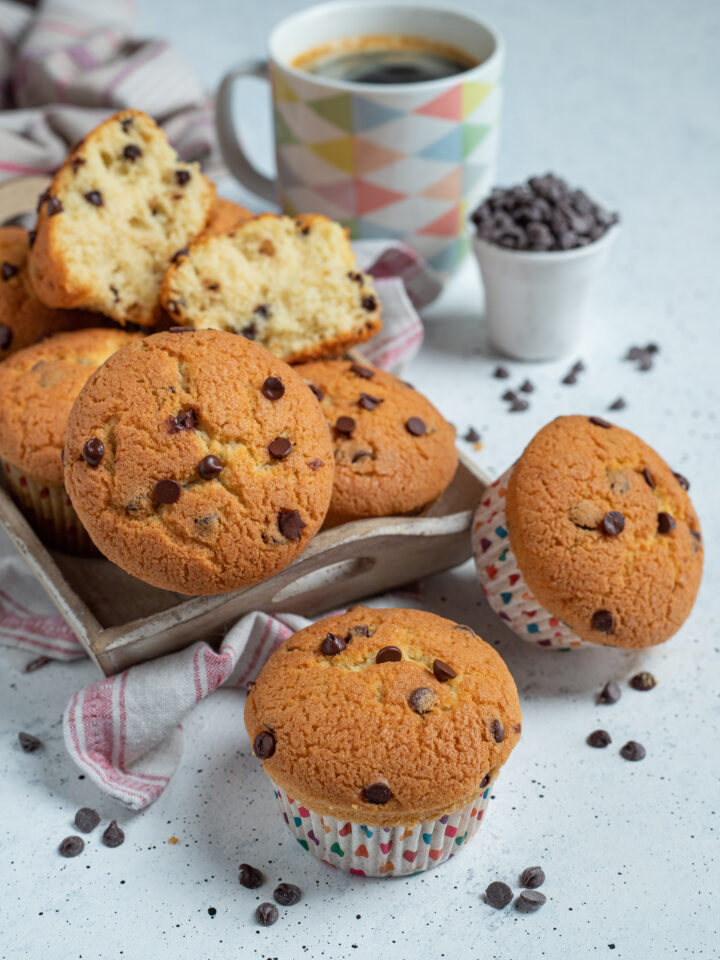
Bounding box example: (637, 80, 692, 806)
(272, 556, 375, 604)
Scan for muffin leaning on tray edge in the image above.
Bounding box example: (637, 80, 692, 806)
(245, 607, 521, 877)
(63, 329, 335, 595)
(0, 328, 142, 552)
(473, 415, 703, 650)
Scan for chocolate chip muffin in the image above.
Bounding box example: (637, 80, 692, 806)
(159, 214, 382, 363)
(64, 329, 334, 595)
(473, 415, 703, 649)
(0, 327, 140, 552)
(293, 359, 458, 526)
(0, 227, 99, 360)
(245, 607, 521, 877)
(28, 109, 215, 326)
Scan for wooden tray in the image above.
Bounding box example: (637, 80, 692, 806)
(0, 451, 488, 675)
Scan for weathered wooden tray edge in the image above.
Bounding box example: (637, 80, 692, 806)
(0, 452, 489, 674)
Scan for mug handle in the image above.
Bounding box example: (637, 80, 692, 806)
(215, 60, 277, 204)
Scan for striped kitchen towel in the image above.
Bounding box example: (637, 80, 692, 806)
(0, 0, 222, 181)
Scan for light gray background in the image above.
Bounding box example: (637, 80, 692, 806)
(2, 1, 719, 958)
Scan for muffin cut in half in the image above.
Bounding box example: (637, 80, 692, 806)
(28, 109, 215, 327)
(160, 214, 382, 363)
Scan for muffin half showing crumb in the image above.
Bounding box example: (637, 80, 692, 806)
(160, 214, 382, 363)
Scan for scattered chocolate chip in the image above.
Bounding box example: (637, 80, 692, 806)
(517, 890, 546, 912)
(308, 458, 324, 470)
(405, 417, 426, 436)
(18, 731, 42, 752)
(350, 363, 374, 379)
(502, 390, 517, 402)
(1, 261, 19, 281)
(268, 437, 292, 459)
(375, 646, 402, 664)
(646, 342, 659, 354)
(82, 438, 104, 468)
(463, 427, 481, 443)
(626, 346, 643, 361)
(0, 324, 13, 351)
(253, 730, 276, 759)
(598, 680, 621, 704)
(198, 455, 223, 480)
(239, 863, 265, 888)
(587, 729, 612, 748)
(59, 836, 84, 858)
(320, 633, 346, 656)
(673, 471, 690, 491)
(123, 144, 142, 161)
(620, 740, 646, 762)
(154, 479, 181, 504)
(491, 719, 505, 743)
(361, 295, 377, 311)
(519, 379, 534, 393)
(408, 687, 436, 714)
(84, 190, 103, 207)
(102, 820, 125, 847)
(642, 467, 655, 488)
(520, 866, 545, 889)
(262, 377, 285, 401)
(589, 416, 611, 428)
(509, 397, 529, 412)
(630, 671, 656, 691)
(253, 303, 270, 318)
(120, 116, 133, 132)
(485, 881, 513, 909)
(561, 371, 577, 385)
(591, 610, 614, 633)
(171, 247, 189, 263)
(208, 907, 216, 916)
(256, 902, 279, 926)
(363, 782, 392, 804)
(600, 511, 625, 536)
(308, 383, 324, 402)
(168, 407, 199, 432)
(74, 808, 101, 833)
(175, 170, 191, 186)
(274, 883, 301, 906)
(278, 509, 306, 541)
(46, 196, 63, 216)
(609, 397, 626, 411)
(493, 366, 510, 379)
(335, 416, 356, 437)
(433, 659, 457, 683)
(240, 323, 255, 339)
(657, 512, 676, 534)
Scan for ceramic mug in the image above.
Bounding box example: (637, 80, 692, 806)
(216, 1, 504, 277)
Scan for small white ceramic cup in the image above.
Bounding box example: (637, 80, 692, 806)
(472, 225, 618, 361)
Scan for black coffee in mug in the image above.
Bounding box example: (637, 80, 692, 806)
(292, 34, 478, 84)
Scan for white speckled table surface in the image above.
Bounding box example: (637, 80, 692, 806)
(2, 1, 719, 958)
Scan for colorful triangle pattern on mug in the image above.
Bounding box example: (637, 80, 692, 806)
(273, 72, 501, 276)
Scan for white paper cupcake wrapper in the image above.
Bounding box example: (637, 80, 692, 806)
(271, 781, 491, 878)
(472, 467, 588, 650)
(2, 460, 97, 556)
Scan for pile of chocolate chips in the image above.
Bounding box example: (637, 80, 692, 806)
(471, 174, 619, 251)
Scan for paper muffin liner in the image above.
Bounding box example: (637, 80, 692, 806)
(2, 460, 97, 556)
(472, 467, 589, 650)
(271, 780, 492, 878)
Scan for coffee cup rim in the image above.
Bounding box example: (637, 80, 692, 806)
(268, 0, 505, 93)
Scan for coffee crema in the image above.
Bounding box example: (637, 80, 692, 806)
(291, 34, 478, 85)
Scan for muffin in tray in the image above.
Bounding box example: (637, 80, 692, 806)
(245, 607, 521, 877)
(0, 327, 140, 552)
(63, 329, 335, 595)
(473, 415, 703, 649)
(294, 358, 458, 526)
(159, 213, 382, 363)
